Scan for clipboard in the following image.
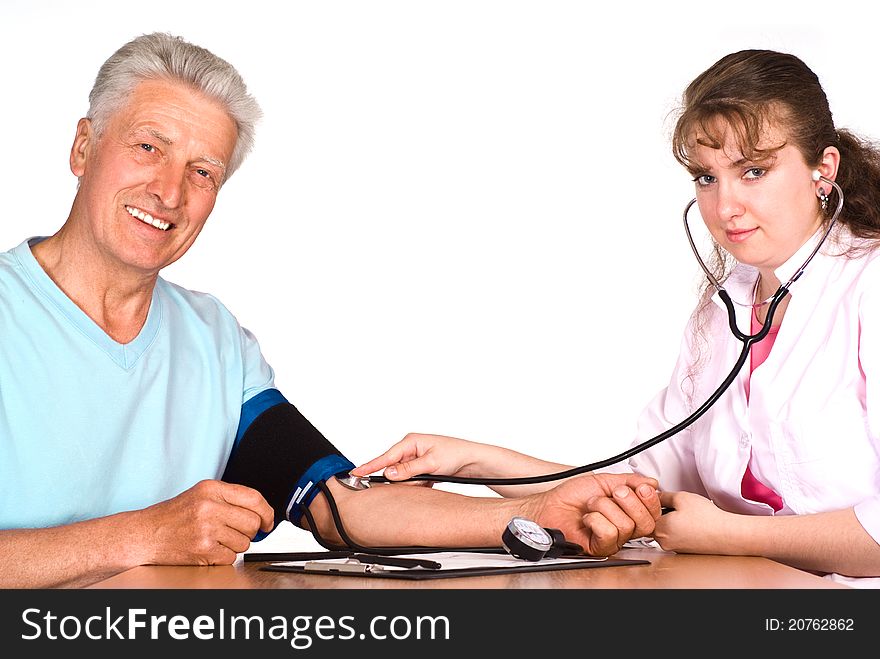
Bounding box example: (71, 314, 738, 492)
(256, 550, 649, 580)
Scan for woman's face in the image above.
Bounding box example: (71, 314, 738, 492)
(689, 122, 823, 277)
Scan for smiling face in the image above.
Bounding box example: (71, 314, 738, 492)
(67, 78, 238, 277)
(687, 121, 825, 277)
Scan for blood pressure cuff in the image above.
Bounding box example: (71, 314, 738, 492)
(222, 389, 354, 540)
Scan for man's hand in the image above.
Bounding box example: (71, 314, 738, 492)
(0, 479, 275, 588)
(520, 473, 663, 556)
(136, 479, 274, 566)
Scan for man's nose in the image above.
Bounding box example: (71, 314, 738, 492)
(146, 162, 185, 209)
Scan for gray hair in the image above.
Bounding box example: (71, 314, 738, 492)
(86, 32, 262, 182)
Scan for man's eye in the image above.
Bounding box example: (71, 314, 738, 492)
(191, 168, 218, 189)
(693, 174, 715, 186)
(744, 167, 766, 179)
(139, 143, 156, 153)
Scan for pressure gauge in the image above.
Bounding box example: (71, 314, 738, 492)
(502, 516, 553, 561)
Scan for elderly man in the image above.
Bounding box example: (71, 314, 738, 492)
(0, 32, 661, 588)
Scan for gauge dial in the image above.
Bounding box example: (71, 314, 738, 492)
(511, 517, 552, 547)
(502, 517, 552, 561)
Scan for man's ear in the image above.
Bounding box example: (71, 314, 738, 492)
(69, 118, 93, 177)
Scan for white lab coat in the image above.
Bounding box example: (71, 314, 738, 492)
(613, 226, 880, 587)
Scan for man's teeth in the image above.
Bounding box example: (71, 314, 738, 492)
(125, 206, 171, 231)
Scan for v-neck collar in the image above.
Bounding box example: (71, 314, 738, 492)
(14, 237, 161, 370)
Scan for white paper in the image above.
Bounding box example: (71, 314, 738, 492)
(276, 551, 606, 572)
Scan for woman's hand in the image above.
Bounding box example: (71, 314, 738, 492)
(351, 433, 499, 484)
(352, 433, 584, 497)
(652, 490, 735, 554)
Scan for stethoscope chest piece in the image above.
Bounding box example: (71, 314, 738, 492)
(337, 474, 371, 491)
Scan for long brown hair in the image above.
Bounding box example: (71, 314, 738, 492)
(670, 50, 880, 399)
(674, 50, 880, 263)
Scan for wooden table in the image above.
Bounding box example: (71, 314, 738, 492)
(75, 546, 864, 654)
(88, 545, 848, 589)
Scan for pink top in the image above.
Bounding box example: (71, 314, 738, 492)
(742, 310, 784, 512)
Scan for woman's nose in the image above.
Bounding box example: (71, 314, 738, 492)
(714, 179, 745, 221)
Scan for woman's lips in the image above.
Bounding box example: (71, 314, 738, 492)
(726, 227, 757, 243)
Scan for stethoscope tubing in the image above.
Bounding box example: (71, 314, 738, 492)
(365, 176, 844, 488)
(365, 288, 785, 488)
(309, 175, 845, 556)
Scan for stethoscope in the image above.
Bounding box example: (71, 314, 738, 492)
(309, 172, 844, 556)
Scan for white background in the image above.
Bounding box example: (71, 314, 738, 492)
(2, 1, 877, 550)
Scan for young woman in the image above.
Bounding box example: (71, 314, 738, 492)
(353, 50, 880, 586)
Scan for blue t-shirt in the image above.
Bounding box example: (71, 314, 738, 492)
(0, 238, 276, 528)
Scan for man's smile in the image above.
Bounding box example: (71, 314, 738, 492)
(125, 205, 173, 231)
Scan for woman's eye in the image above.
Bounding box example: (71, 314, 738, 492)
(744, 167, 766, 179)
(693, 174, 715, 186)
